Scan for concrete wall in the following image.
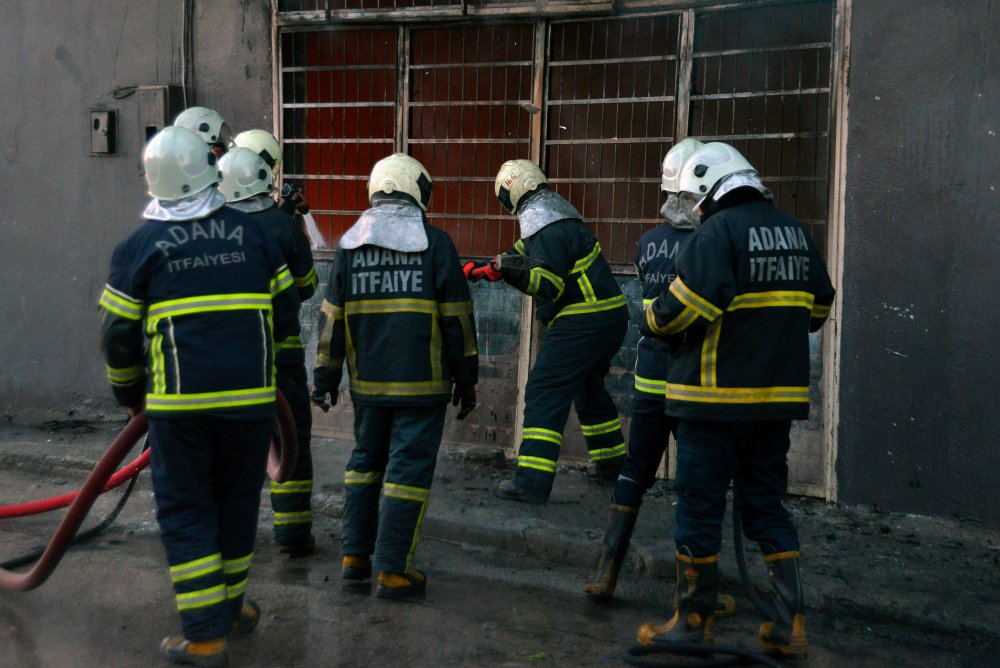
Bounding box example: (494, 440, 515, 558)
(0, 1, 273, 422)
(838, 1, 1000, 520)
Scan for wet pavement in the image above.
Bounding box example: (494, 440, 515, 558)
(1, 421, 999, 667)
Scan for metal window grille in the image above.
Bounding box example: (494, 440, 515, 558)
(690, 1, 833, 257)
(408, 23, 536, 256)
(278, 0, 834, 263)
(545, 13, 683, 268)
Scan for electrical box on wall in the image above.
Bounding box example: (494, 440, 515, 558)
(138, 84, 185, 145)
(90, 110, 117, 155)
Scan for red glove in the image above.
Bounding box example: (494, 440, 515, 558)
(463, 260, 501, 282)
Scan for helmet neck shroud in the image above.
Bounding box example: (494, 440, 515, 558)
(699, 185, 769, 223)
(513, 182, 550, 214)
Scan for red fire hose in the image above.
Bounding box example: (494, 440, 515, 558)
(0, 391, 297, 591)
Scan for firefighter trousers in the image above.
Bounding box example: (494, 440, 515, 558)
(612, 388, 677, 509)
(341, 403, 446, 574)
(513, 315, 628, 497)
(270, 363, 314, 546)
(148, 416, 270, 641)
(674, 419, 799, 557)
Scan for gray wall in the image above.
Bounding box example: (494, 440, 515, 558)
(0, 1, 273, 422)
(839, 1, 1000, 520)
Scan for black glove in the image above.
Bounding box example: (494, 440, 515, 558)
(310, 386, 336, 412)
(452, 384, 477, 420)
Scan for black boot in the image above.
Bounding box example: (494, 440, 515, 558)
(758, 551, 808, 659)
(637, 549, 719, 645)
(583, 504, 638, 601)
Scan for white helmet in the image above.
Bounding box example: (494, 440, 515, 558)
(233, 129, 282, 171)
(143, 126, 222, 201)
(174, 106, 232, 148)
(218, 148, 273, 202)
(495, 159, 548, 213)
(367, 153, 433, 211)
(661, 138, 704, 194)
(678, 142, 756, 197)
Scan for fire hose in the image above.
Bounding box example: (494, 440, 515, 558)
(0, 391, 297, 592)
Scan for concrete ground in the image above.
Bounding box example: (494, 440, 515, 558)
(1, 419, 999, 667)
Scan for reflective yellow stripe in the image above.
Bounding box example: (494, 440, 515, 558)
(345, 298, 437, 315)
(590, 443, 626, 461)
(666, 384, 810, 404)
(763, 550, 802, 563)
(99, 285, 144, 320)
(350, 378, 451, 396)
(271, 266, 293, 295)
(276, 336, 304, 351)
(580, 418, 621, 437)
(648, 302, 699, 336)
(294, 267, 318, 288)
(571, 242, 602, 274)
(577, 274, 597, 302)
(642, 298, 654, 307)
(225, 577, 248, 600)
(151, 330, 166, 394)
(460, 313, 478, 356)
(522, 427, 562, 446)
(147, 293, 272, 322)
(728, 291, 814, 311)
(146, 386, 275, 411)
(518, 456, 557, 473)
(634, 375, 666, 394)
(553, 294, 627, 319)
(700, 320, 722, 387)
(812, 303, 831, 318)
(222, 553, 253, 575)
(169, 554, 222, 583)
(270, 479, 312, 494)
(438, 300, 474, 317)
(514, 239, 525, 254)
(321, 299, 344, 317)
(384, 482, 430, 503)
(528, 266, 565, 300)
(669, 277, 722, 321)
(274, 510, 312, 525)
(107, 365, 144, 386)
(345, 470, 384, 485)
(176, 584, 227, 612)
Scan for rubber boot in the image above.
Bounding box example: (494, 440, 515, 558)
(342, 555, 372, 592)
(758, 551, 808, 660)
(376, 570, 427, 601)
(637, 549, 719, 645)
(278, 533, 316, 557)
(494, 478, 548, 505)
(230, 599, 260, 635)
(160, 636, 228, 668)
(590, 455, 626, 486)
(583, 504, 638, 601)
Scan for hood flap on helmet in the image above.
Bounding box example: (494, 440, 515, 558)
(143, 188, 226, 222)
(340, 200, 429, 252)
(516, 189, 582, 238)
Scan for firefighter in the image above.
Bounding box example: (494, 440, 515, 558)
(231, 129, 308, 217)
(174, 106, 233, 157)
(99, 126, 300, 667)
(311, 153, 478, 600)
(636, 142, 835, 660)
(467, 160, 628, 505)
(219, 146, 319, 556)
(583, 138, 704, 597)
